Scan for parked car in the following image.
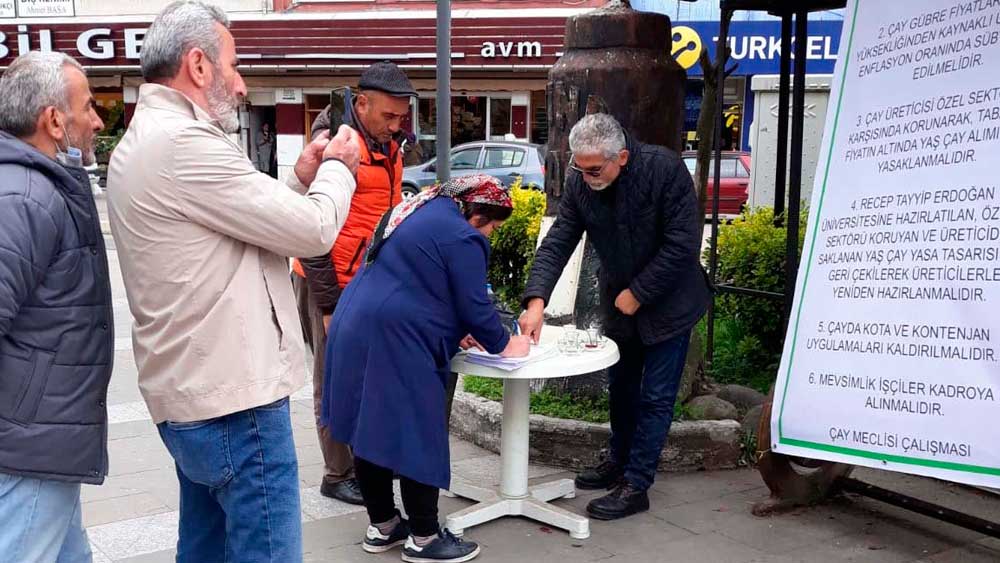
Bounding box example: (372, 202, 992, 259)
(681, 150, 751, 217)
(402, 141, 545, 199)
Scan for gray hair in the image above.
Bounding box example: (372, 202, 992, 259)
(568, 113, 627, 158)
(0, 51, 85, 138)
(141, 1, 231, 82)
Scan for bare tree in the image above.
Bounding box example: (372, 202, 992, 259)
(694, 11, 737, 214)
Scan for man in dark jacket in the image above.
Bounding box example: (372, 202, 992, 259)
(0, 52, 112, 561)
(520, 113, 710, 521)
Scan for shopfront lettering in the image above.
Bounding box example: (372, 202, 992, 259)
(0, 25, 146, 61)
(717, 34, 838, 62)
(480, 40, 542, 59)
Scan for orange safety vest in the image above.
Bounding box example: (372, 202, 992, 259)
(293, 131, 403, 288)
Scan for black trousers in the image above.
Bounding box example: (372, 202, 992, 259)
(355, 456, 440, 537)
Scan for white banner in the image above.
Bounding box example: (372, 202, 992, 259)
(772, 0, 1000, 488)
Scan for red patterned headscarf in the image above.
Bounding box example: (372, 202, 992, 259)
(366, 174, 513, 264)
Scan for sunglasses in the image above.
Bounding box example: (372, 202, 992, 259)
(567, 156, 613, 178)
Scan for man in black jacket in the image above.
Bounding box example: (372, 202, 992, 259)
(0, 52, 112, 560)
(520, 113, 710, 520)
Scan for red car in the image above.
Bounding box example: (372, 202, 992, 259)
(682, 151, 751, 217)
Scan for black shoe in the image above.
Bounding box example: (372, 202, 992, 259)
(402, 529, 481, 563)
(363, 517, 410, 554)
(574, 459, 624, 490)
(586, 481, 650, 521)
(320, 478, 365, 505)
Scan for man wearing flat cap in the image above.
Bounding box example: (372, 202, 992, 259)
(291, 61, 416, 505)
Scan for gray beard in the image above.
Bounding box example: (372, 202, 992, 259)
(63, 128, 96, 167)
(207, 75, 240, 134)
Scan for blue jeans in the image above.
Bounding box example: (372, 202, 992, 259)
(157, 397, 301, 563)
(608, 331, 691, 491)
(0, 472, 92, 563)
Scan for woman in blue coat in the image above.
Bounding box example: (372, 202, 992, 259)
(322, 174, 531, 563)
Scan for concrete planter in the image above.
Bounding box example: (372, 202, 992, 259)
(450, 390, 742, 473)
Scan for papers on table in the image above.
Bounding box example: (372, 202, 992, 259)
(463, 343, 556, 371)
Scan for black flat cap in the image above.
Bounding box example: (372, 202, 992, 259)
(359, 61, 417, 98)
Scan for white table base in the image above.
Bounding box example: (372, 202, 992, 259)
(446, 378, 590, 540)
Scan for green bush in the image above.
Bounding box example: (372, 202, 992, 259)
(487, 180, 546, 309)
(463, 375, 609, 423)
(462, 375, 691, 423)
(704, 206, 807, 392)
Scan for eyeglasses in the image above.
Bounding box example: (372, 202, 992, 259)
(567, 156, 613, 178)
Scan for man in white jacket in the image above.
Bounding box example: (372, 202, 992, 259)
(106, 2, 360, 560)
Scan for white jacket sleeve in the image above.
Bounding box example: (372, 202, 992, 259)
(171, 122, 356, 258)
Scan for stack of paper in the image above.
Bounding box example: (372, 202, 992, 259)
(463, 343, 556, 371)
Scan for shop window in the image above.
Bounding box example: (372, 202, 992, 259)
(305, 94, 329, 137)
(530, 90, 547, 145)
(484, 147, 525, 169)
(452, 96, 486, 146)
(418, 98, 437, 136)
(490, 99, 512, 139)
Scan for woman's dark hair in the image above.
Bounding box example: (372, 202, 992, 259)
(463, 202, 513, 225)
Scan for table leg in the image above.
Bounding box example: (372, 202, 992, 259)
(445, 378, 590, 539)
(500, 378, 530, 499)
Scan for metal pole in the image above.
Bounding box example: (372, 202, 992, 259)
(438, 0, 461, 432)
(774, 12, 792, 220)
(839, 478, 1000, 540)
(706, 10, 730, 369)
(784, 11, 808, 322)
(436, 0, 451, 183)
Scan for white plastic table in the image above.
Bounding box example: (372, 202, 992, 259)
(447, 325, 620, 540)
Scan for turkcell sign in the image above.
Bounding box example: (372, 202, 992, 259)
(671, 20, 843, 76)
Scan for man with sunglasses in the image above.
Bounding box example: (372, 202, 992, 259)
(520, 113, 711, 521)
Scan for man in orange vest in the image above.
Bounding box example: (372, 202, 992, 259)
(292, 62, 414, 505)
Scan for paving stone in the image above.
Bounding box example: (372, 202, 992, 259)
(87, 511, 179, 561)
(107, 420, 158, 441)
(106, 435, 174, 477)
(298, 462, 327, 489)
(585, 509, 693, 556)
(89, 543, 113, 563)
(84, 468, 181, 510)
(450, 436, 492, 461)
(624, 531, 764, 563)
(649, 468, 766, 508)
(115, 549, 177, 563)
(82, 492, 172, 528)
(451, 455, 565, 487)
(459, 515, 617, 562)
(300, 486, 367, 521)
(301, 511, 372, 557)
(106, 401, 153, 426)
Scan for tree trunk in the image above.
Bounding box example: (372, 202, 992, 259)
(694, 11, 734, 213)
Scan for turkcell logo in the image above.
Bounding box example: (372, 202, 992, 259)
(671, 26, 702, 70)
